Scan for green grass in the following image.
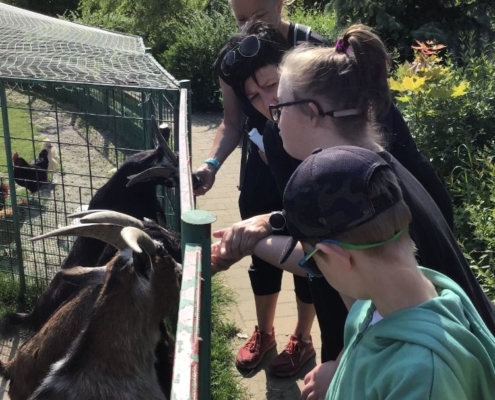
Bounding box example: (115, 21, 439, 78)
(211, 277, 246, 400)
(0, 103, 42, 175)
(0, 274, 45, 317)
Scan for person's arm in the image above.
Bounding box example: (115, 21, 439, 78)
(210, 234, 307, 276)
(194, 80, 246, 195)
(252, 236, 307, 276)
(212, 214, 272, 261)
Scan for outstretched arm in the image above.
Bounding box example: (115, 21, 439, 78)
(194, 80, 246, 195)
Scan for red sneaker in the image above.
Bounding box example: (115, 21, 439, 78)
(269, 335, 316, 377)
(235, 326, 276, 370)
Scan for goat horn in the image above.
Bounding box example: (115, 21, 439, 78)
(77, 211, 144, 229)
(120, 226, 157, 256)
(30, 223, 127, 251)
(152, 115, 178, 167)
(126, 167, 176, 188)
(68, 209, 110, 218)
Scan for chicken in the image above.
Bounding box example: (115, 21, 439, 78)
(42, 139, 59, 180)
(12, 149, 49, 193)
(0, 200, 28, 251)
(0, 182, 8, 211)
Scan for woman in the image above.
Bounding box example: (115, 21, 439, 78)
(213, 24, 495, 399)
(196, 0, 326, 377)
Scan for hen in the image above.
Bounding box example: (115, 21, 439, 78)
(12, 149, 49, 193)
(0, 183, 8, 211)
(42, 139, 59, 181)
(0, 200, 28, 250)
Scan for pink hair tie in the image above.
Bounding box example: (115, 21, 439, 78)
(335, 39, 350, 54)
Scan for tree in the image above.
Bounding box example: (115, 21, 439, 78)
(325, 0, 495, 59)
(3, 0, 80, 16)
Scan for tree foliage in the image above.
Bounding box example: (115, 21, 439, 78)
(325, 0, 495, 59)
(3, 0, 80, 16)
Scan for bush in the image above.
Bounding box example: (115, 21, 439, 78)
(389, 37, 495, 180)
(325, 0, 495, 59)
(389, 39, 495, 300)
(448, 144, 495, 299)
(287, 6, 338, 41)
(160, 8, 237, 112)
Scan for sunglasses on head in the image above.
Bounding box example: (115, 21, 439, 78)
(298, 229, 406, 278)
(269, 99, 361, 122)
(220, 35, 261, 77)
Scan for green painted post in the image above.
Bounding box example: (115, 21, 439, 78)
(181, 209, 216, 400)
(0, 82, 26, 297)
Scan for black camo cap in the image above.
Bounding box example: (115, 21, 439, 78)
(279, 146, 401, 264)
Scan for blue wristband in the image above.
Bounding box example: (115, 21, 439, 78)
(204, 158, 221, 170)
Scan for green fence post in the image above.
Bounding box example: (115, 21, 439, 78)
(181, 209, 216, 400)
(0, 82, 26, 298)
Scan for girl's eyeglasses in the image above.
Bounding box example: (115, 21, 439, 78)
(221, 35, 260, 77)
(269, 100, 360, 122)
(298, 228, 406, 278)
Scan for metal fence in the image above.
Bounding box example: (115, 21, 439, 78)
(0, 4, 214, 398)
(0, 81, 181, 294)
(172, 85, 215, 400)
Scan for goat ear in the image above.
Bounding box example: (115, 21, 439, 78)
(151, 115, 178, 167)
(59, 266, 106, 286)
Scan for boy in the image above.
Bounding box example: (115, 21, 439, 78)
(280, 146, 495, 399)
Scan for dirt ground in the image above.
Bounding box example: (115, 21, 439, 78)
(1, 88, 136, 280)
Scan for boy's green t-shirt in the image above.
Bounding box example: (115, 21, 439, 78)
(326, 267, 495, 400)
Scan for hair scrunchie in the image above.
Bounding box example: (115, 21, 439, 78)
(334, 39, 350, 54)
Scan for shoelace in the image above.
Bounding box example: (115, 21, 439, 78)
(244, 331, 261, 352)
(284, 338, 301, 356)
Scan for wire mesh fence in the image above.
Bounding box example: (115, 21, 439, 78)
(0, 81, 181, 289)
(0, 2, 177, 89)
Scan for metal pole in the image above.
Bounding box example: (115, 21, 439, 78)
(179, 80, 192, 158)
(0, 82, 26, 298)
(181, 209, 216, 400)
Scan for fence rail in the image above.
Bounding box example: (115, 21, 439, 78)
(171, 82, 215, 400)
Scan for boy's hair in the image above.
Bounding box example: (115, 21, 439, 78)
(334, 168, 412, 256)
(280, 146, 411, 263)
(279, 24, 391, 124)
(217, 19, 289, 86)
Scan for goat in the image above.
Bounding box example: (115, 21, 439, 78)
(0, 211, 180, 400)
(0, 116, 185, 337)
(2, 219, 180, 400)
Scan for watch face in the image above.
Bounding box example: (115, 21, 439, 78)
(270, 212, 286, 230)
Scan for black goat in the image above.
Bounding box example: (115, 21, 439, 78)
(0, 117, 183, 337)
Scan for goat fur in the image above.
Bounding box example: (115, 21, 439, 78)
(5, 237, 180, 400)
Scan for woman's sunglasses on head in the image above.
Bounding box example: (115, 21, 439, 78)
(221, 35, 261, 77)
(220, 35, 286, 77)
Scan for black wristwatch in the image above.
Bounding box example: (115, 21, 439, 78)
(269, 211, 286, 231)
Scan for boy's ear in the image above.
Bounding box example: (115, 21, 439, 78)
(317, 242, 351, 268)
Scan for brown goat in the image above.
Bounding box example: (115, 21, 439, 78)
(2, 222, 180, 400)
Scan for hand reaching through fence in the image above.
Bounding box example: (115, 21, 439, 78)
(211, 241, 242, 274)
